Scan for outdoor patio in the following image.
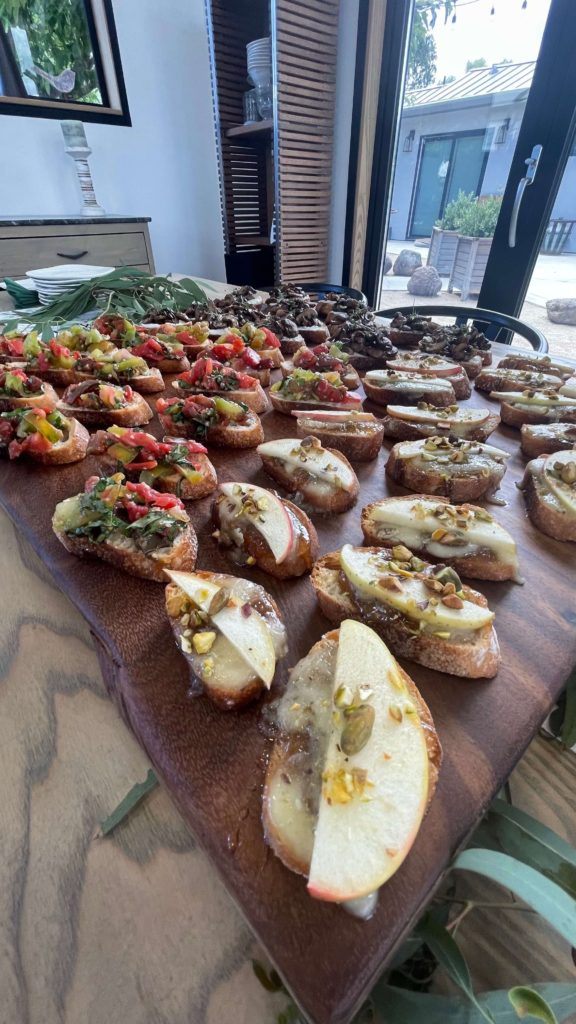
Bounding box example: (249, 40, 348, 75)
(382, 239, 576, 359)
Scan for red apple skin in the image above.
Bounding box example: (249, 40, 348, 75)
(213, 487, 318, 579)
(388, 359, 460, 378)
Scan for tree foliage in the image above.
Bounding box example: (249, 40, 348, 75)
(0, 0, 100, 102)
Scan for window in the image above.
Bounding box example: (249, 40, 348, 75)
(0, 0, 130, 124)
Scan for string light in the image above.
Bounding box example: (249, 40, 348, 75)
(490, 4, 496, 14)
(452, 11, 457, 21)
(522, 0, 528, 7)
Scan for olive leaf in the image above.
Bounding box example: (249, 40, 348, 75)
(508, 987, 558, 1023)
(474, 799, 576, 900)
(251, 959, 285, 993)
(370, 984, 576, 1024)
(94, 768, 158, 838)
(453, 850, 576, 946)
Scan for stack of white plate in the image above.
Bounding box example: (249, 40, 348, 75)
(247, 37, 271, 87)
(26, 264, 112, 305)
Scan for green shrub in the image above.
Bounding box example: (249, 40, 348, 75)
(436, 191, 502, 237)
(436, 190, 476, 231)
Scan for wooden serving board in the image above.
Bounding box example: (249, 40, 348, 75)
(0, 349, 575, 1024)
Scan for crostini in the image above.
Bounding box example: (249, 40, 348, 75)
(19, 334, 81, 386)
(165, 570, 287, 709)
(475, 367, 563, 394)
(519, 450, 576, 542)
(382, 403, 500, 442)
(92, 313, 138, 344)
(364, 369, 456, 408)
(282, 341, 361, 391)
(492, 389, 576, 428)
(87, 427, 217, 499)
(0, 368, 58, 411)
(420, 324, 491, 376)
(269, 369, 362, 415)
(386, 436, 510, 504)
(361, 495, 520, 582)
(224, 322, 283, 367)
(498, 353, 573, 380)
(172, 357, 268, 414)
(127, 334, 191, 374)
(312, 546, 500, 678)
(0, 406, 89, 464)
(207, 333, 275, 384)
(520, 422, 576, 459)
(292, 409, 384, 462)
(330, 317, 398, 371)
(74, 351, 164, 393)
(295, 309, 330, 345)
(157, 393, 264, 448)
(259, 316, 305, 355)
(212, 481, 319, 578)
(387, 312, 436, 348)
(263, 619, 441, 905)
(257, 435, 359, 513)
(154, 321, 211, 359)
(52, 474, 197, 581)
(59, 380, 153, 428)
(385, 353, 471, 400)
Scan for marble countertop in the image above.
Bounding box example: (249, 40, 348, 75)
(0, 215, 151, 226)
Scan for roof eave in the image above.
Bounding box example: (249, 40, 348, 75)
(403, 91, 528, 117)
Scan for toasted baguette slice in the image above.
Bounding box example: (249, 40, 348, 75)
(520, 422, 576, 459)
(59, 380, 153, 427)
(270, 370, 362, 416)
(77, 367, 165, 394)
(0, 408, 89, 464)
(21, 364, 79, 387)
(498, 354, 573, 380)
(475, 367, 562, 393)
(156, 395, 264, 449)
(312, 548, 500, 678)
(364, 369, 456, 408)
(87, 428, 218, 500)
(383, 403, 500, 442)
(0, 371, 58, 411)
(53, 475, 197, 581)
(386, 436, 509, 504)
(282, 350, 361, 391)
(385, 355, 471, 400)
(172, 379, 268, 414)
(213, 481, 319, 579)
(495, 391, 576, 428)
(292, 409, 384, 462)
(257, 435, 359, 513)
(519, 450, 576, 542)
(164, 570, 287, 710)
(263, 622, 441, 890)
(361, 495, 521, 582)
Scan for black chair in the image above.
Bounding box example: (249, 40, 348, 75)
(375, 304, 549, 353)
(296, 282, 368, 304)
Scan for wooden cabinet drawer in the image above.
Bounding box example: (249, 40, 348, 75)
(0, 230, 150, 278)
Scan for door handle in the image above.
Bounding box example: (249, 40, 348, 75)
(56, 250, 88, 260)
(508, 144, 543, 248)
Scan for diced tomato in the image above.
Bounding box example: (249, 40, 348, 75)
(156, 398, 171, 413)
(99, 384, 120, 407)
(125, 480, 184, 510)
(184, 439, 208, 454)
(49, 340, 74, 360)
(236, 371, 257, 389)
(0, 420, 14, 443)
(211, 343, 234, 362)
(240, 347, 261, 369)
(123, 499, 150, 522)
(124, 385, 134, 401)
(0, 337, 25, 357)
(132, 338, 165, 361)
(85, 475, 101, 492)
(2, 367, 27, 381)
(316, 379, 346, 403)
(258, 327, 281, 349)
(294, 348, 317, 369)
(125, 459, 158, 471)
(36, 353, 50, 371)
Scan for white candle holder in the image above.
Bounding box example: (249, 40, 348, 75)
(60, 120, 105, 217)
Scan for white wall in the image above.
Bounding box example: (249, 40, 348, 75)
(328, 0, 359, 284)
(0, 0, 226, 280)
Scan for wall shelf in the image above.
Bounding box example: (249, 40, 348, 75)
(226, 120, 273, 138)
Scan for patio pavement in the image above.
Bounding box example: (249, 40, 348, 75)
(382, 239, 576, 359)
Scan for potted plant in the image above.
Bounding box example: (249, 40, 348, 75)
(427, 191, 474, 276)
(448, 195, 502, 301)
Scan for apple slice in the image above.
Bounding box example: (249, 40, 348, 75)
(386, 404, 489, 426)
(393, 438, 509, 462)
(165, 569, 277, 686)
(307, 619, 429, 902)
(559, 376, 576, 399)
(543, 450, 576, 515)
(257, 437, 356, 489)
(491, 390, 576, 407)
(387, 356, 461, 377)
(339, 544, 494, 630)
(291, 409, 375, 422)
(218, 482, 294, 563)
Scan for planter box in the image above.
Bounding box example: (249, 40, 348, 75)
(448, 235, 493, 301)
(427, 227, 459, 276)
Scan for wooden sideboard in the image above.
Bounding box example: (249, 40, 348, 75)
(0, 215, 155, 279)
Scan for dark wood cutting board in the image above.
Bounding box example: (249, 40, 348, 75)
(0, 351, 575, 1024)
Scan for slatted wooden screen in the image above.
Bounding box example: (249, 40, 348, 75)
(274, 0, 340, 282)
(207, 0, 270, 253)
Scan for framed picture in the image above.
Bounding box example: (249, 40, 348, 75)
(0, 0, 130, 125)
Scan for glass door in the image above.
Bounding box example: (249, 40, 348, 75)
(374, 0, 576, 357)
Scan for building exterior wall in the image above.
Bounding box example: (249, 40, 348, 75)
(390, 98, 576, 253)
